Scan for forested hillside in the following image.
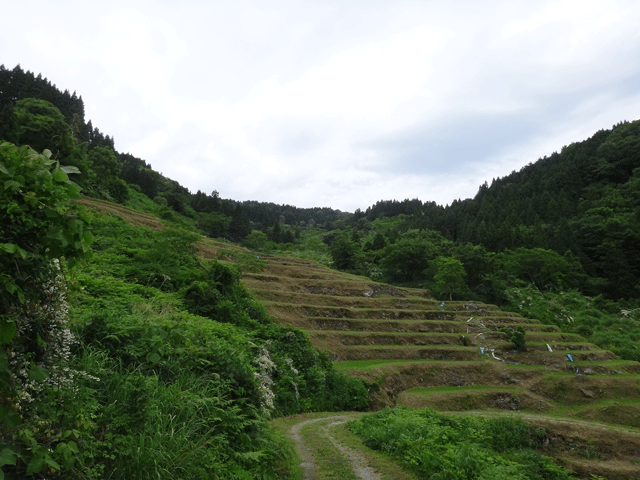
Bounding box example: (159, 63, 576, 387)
(351, 122, 640, 300)
(2, 64, 638, 303)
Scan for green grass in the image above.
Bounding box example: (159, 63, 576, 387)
(307, 330, 462, 338)
(334, 359, 493, 373)
(123, 186, 164, 215)
(300, 421, 358, 480)
(404, 385, 524, 395)
(397, 386, 536, 413)
(350, 407, 575, 479)
(346, 344, 478, 350)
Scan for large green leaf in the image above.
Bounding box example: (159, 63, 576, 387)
(1, 408, 22, 429)
(52, 169, 68, 182)
(26, 447, 46, 475)
(3, 180, 19, 191)
(0, 243, 27, 259)
(83, 230, 94, 246)
(0, 447, 17, 467)
(27, 364, 50, 382)
(65, 182, 81, 199)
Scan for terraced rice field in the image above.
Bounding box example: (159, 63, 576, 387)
(243, 255, 636, 411)
(243, 253, 640, 478)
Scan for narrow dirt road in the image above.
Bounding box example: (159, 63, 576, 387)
(287, 414, 383, 480)
(276, 412, 420, 480)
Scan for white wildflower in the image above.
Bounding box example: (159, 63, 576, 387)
(254, 347, 276, 415)
(6, 259, 90, 412)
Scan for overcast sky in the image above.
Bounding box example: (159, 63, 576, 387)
(3, 0, 640, 212)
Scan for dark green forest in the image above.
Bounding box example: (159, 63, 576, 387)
(1, 63, 639, 478)
(339, 121, 639, 301)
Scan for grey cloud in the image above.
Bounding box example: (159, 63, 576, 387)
(278, 129, 326, 156)
(363, 60, 640, 179)
(364, 110, 545, 176)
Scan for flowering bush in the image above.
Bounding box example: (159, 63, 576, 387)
(7, 261, 71, 407)
(254, 345, 277, 415)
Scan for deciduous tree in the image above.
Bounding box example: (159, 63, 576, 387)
(433, 256, 467, 300)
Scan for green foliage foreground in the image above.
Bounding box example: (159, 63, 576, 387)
(52, 216, 367, 479)
(1, 142, 92, 479)
(350, 407, 574, 480)
(1, 143, 368, 478)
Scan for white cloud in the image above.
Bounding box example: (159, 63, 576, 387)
(240, 24, 451, 122)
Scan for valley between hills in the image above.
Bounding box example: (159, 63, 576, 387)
(79, 196, 640, 479)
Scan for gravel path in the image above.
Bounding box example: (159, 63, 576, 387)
(287, 414, 383, 480)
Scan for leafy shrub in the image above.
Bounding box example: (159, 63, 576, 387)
(500, 325, 526, 351)
(350, 407, 574, 480)
(183, 280, 223, 318)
